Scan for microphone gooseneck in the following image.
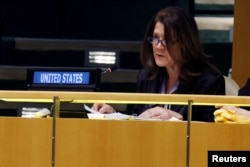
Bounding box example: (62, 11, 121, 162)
(101, 65, 117, 75)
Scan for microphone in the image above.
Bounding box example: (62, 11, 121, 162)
(101, 65, 117, 75)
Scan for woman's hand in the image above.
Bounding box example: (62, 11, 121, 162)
(214, 106, 250, 123)
(221, 106, 250, 117)
(139, 106, 183, 120)
(91, 103, 116, 114)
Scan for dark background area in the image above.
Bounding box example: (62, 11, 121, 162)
(0, 0, 231, 72)
(0, 0, 179, 40)
(0, 0, 232, 116)
(0, 0, 193, 68)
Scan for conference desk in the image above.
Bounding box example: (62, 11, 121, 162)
(1, 117, 250, 167)
(0, 91, 250, 167)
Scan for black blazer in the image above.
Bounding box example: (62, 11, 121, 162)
(238, 78, 250, 110)
(131, 64, 225, 122)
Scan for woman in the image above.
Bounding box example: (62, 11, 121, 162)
(214, 79, 250, 123)
(92, 6, 225, 122)
(214, 106, 250, 124)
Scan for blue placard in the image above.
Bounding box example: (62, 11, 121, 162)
(33, 71, 90, 85)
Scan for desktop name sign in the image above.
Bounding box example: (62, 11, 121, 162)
(26, 68, 101, 91)
(33, 71, 89, 85)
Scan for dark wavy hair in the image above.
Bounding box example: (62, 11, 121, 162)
(140, 6, 220, 83)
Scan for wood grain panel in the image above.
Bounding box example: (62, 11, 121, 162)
(1, 117, 250, 167)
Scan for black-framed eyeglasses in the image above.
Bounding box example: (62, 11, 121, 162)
(147, 37, 166, 46)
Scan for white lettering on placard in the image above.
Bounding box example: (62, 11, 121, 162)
(212, 155, 246, 162)
(62, 73, 83, 84)
(40, 73, 61, 83)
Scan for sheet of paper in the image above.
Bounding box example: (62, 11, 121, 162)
(84, 104, 100, 114)
(84, 104, 132, 120)
(83, 104, 181, 121)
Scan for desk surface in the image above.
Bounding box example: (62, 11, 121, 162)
(1, 90, 250, 107)
(1, 117, 250, 167)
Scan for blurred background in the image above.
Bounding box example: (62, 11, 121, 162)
(0, 0, 234, 116)
(0, 0, 234, 88)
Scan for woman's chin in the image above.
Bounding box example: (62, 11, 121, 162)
(155, 62, 167, 67)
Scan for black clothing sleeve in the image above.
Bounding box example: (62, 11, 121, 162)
(238, 78, 250, 110)
(131, 65, 225, 122)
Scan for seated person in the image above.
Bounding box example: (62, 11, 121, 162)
(238, 78, 250, 96)
(238, 78, 250, 110)
(92, 6, 225, 122)
(214, 78, 250, 123)
(214, 106, 250, 124)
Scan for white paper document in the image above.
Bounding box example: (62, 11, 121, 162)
(84, 104, 133, 120)
(83, 104, 181, 121)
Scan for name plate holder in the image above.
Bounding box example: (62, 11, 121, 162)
(26, 67, 101, 91)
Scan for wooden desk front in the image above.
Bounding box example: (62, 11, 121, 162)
(0, 117, 250, 167)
